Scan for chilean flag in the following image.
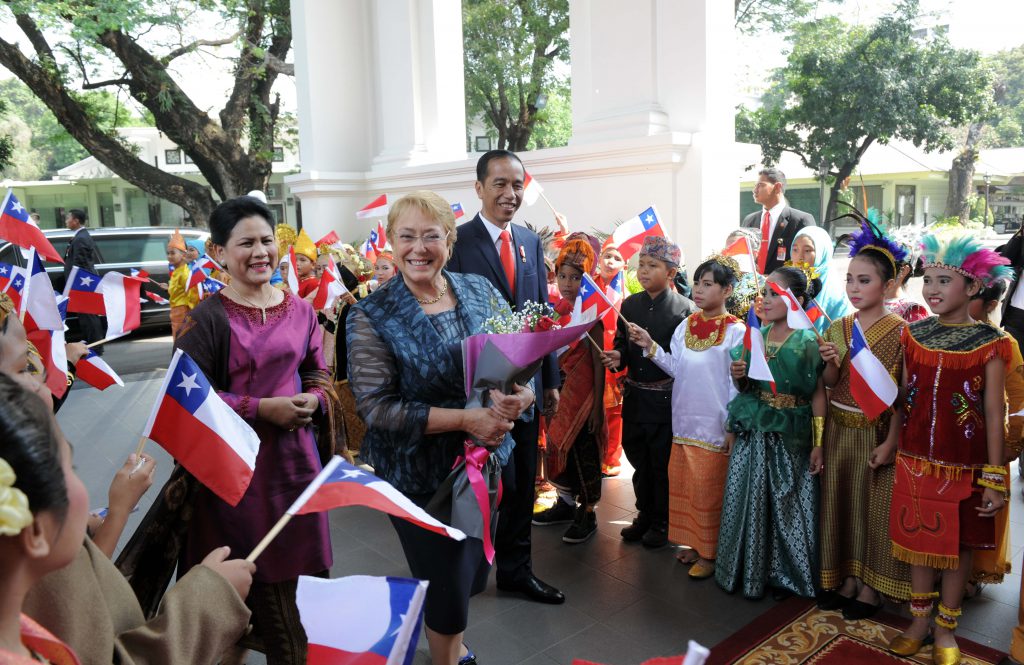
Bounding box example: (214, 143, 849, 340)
(298, 575, 427, 665)
(767, 282, 816, 331)
(373, 221, 388, 251)
(75, 350, 123, 390)
(743, 307, 776, 393)
(313, 253, 348, 311)
(849, 319, 898, 420)
(64, 266, 105, 315)
(610, 205, 666, 262)
(289, 456, 465, 540)
(21, 249, 63, 332)
(571, 273, 612, 325)
(197, 254, 223, 273)
(144, 291, 170, 305)
(130, 268, 150, 280)
(142, 350, 260, 506)
(805, 300, 825, 324)
(356, 194, 389, 220)
(522, 171, 544, 207)
(187, 263, 207, 291)
(99, 272, 143, 338)
(0, 190, 62, 263)
(722, 236, 757, 274)
(360, 238, 378, 263)
(0, 261, 25, 309)
(198, 276, 226, 299)
(28, 326, 68, 398)
(450, 202, 465, 220)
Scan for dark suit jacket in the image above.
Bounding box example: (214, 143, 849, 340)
(741, 205, 815, 274)
(63, 227, 99, 280)
(447, 214, 560, 395)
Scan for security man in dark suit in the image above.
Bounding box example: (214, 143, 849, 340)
(63, 208, 104, 349)
(741, 168, 815, 274)
(448, 150, 565, 604)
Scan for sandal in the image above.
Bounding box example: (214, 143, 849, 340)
(675, 550, 699, 565)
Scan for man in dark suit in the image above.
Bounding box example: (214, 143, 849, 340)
(63, 208, 104, 349)
(741, 168, 815, 274)
(448, 150, 565, 604)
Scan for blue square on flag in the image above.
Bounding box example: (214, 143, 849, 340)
(640, 207, 659, 230)
(75, 271, 100, 293)
(3, 193, 29, 222)
(166, 355, 212, 412)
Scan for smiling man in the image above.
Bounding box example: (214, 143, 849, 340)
(448, 150, 565, 605)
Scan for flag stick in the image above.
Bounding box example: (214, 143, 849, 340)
(538, 191, 559, 216)
(585, 331, 604, 354)
(86, 336, 121, 349)
(246, 512, 293, 563)
(134, 435, 147, 457)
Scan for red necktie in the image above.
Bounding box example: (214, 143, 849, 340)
(757, 210, 770, 273)
(499, 229, 516, 294)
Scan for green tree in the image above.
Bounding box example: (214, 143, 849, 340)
(525, 84, 570, 150)
(0, 0, 293, 224)
(463, 0, 569, 151)
(981, 45, 1024, 148)
(735, 0, 816, 33)
(737, 1, 992, 230)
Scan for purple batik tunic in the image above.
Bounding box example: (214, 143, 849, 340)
(182, 292, 332, 583)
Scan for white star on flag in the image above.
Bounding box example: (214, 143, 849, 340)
(177, 372, 200, 396)
(0, 266, 7, 275)
(341, 468, 364, 479)
(11, 200, 24, 213)
(79, 275, 94, 286)
(13, 278, 22, 288)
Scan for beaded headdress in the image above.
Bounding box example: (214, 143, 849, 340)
(845, 211, 907, 276)
(919, 233, 1013, 287)
(701, 253, 740, 277)
(782, 260, 820, 283)
(0, 292, 14, 326)
(556, 233, 596, 275)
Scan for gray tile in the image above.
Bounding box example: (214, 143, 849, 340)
(488, 599, 596, 653)
(542, 622, 655, 665)
(529, 545, 602, 589)
(468, 584, 526, 626)
(558, 569, 650, 620)
(329, 544, 410, 578)
(603, 595, 712, 654)
(958, 596, 1020, 640)
(975, 573, 1021, 607)
(464, 616, 545, 665)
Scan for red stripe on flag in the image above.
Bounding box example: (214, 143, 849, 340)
(297, 481, 454, 539)
(307, 643, 387, 665)
(68, 291, 105, 315)
(849, 367, 890, 421)
(75, 358, 119, 390)
(148, 397, 254, 506)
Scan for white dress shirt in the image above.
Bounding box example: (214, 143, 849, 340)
(761, 197, 788, 240)
(479, 212, 511, 253)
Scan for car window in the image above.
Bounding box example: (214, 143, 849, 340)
(47, 238, 71, 262)
(0, 244, 19, 265)
(94, 235, 153, 265)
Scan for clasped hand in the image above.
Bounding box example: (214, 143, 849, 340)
(258, 393, 318, 430)
(464, 385, 533, 449)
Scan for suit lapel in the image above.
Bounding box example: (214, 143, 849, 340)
(469, 215, 514, 302)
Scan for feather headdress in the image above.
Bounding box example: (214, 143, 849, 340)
(919, 233, 1013, 287)
(846, 211, 907, 275)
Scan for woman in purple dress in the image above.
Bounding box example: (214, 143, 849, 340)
(118, 196, 342, 665)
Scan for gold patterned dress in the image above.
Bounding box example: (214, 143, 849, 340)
(819, 312, 912, 600)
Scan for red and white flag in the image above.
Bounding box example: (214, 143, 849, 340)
(743, 307, 776, 393)
(356, 194, 389, 219)
(21, 249, 63, 332)
(312, 253, 349, 311)
(75, 349, 123, 390)
(64, 266, 105, 315)
(523, 171, 544, 207)
(849, 319, 898, 420)
(0, 190, 63, 263)
(144, 291, 170, 305)
(722, 237, 757, 274)
(609, 206, 667, 262)
(142, 349, 261, 506)
(373, 221, 388, 251)
(285, 246, 301, 294)
(767, 282, 816, 331)
(27, 327, 68, 398)
(99, 271, 144, 338)
(315, 230, 341, 248)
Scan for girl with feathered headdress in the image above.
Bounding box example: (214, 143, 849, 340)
(816, 219, 913, 617)
(883, 233, 1013, 662)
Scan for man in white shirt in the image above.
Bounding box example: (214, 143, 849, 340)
(741, 168, 816, 274)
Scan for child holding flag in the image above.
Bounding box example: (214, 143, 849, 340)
(882, 234, 1012, 664)
(534, 234, 606, 544)
(290, 229, 320, 298)
(716, 265, 826, 599)
(816, 222, 912, 618)
(602, 236, 695, 548)
(160, 230, 197, 337)
(596, 241, 627, 476)
(627, 254, 745, 579)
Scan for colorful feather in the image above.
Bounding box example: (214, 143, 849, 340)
(919, 233, 1012, 287)
(847, 219, 908, 266)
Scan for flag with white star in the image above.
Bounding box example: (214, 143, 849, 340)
(0, 190, 63, 263)
(141, 349, 260, 506)
(65, 265, 106, 315)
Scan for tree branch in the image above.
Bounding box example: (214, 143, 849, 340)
(161, 30, 242, 65)
(81, 76, 132, 90)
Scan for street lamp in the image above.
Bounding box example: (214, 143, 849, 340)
(817, 159, 829, 227)
(984, 173, 992, 227)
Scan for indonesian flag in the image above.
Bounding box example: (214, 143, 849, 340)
(298, 575, 427, 665)
(767, 282, 816, 331)
(373, 221, 388, 251)
(450, 202, 465, 220)
(21, 249, 63, 332)
(0, 190, 62, 263)
(312, 253, 348, 311)
(848, 319, 898, 420)
(743, 306, 776, 393)
(285, 246, 300, 294)
(315, 230, 341, 248)
(99, 271, 143, 338)
(64, 266, 105, 315)
(356, 194, 389, 219)
(142, 349, 260, 506)
(722, 237, 757, 274)
(609, 205, 667, 262)
(75, 349, 124, 390)
(522, 171, 544, 207)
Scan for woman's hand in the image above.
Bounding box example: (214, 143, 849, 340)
(341, 292, 357, 306)
(463, 407, 513, 448)
(258, 396, 315, 430)
(65, 341, 89, 366)
(108, 453, 156, 518)
(818, 341, 839, 365)
(202, 546, 256, 600)
(600, 350, 621, 371)
(628, 324, 653, 350)
(977, 487, 1006, 518)
(730, 360, 748, 380)
(868, 441, 896, 469)
(809, 447, 824, 475)
(489, 385, 533, 421)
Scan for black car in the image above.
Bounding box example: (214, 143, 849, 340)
(0, 226, 209, 337)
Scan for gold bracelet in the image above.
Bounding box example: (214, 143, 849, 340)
(982, 464, 1008, 476)
(812, 416, 825, 448)
(645, 341, 659, 359)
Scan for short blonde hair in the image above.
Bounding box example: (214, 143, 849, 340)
(386, 190, 457, 251)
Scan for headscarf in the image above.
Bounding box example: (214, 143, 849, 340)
(791, 226, 853, 331)
(185, 239, 204, 256)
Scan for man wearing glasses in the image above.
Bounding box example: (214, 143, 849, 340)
(741, 168, 816, 274)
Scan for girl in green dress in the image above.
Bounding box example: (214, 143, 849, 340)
(715, 265, 827, 599)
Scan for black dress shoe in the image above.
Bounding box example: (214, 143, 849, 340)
(771, 587, 793, 601)
(496, 574, 566, 604)
(816, 590, 854, 611)
(842, 598, 884, 620)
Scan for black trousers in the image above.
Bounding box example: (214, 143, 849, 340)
(620, 421, 673, 525)
(78, 313, 105, 352)
(495, 415, 539, 584)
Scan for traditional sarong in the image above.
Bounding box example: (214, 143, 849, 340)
(545, 335, 605, 496)
(668, 442, 728, 560)
(169, 305, 188, 338)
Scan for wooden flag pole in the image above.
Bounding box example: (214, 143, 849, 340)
(133, 435, 148, 458)
(86, 336, 121, 349)
(538, 191, 559, 217)
(246, 513, 293, 563)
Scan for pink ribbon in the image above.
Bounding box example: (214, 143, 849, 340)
(457, 442, 502, 564)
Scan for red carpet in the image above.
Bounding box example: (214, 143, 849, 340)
(708, 597, 1007, 665)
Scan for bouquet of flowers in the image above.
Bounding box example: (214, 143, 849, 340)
(427, 301, 594, 563)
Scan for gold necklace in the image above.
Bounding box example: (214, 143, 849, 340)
(415, 278, 448, 305)
(228, 284, 276, 324)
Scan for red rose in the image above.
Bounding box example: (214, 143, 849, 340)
(535, 316, 556, 332)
